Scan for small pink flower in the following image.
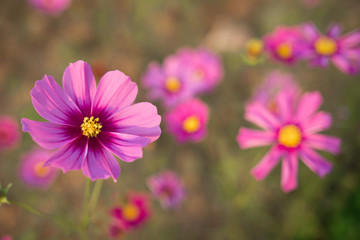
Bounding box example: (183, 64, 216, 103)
(302, 22, 360, 75)
(19, 148, 58, 189)
(174, 47, 223, 94)
(142, 55, 194, 108)
(110, 193, 151, 230)
(22, 60, 161, 181)
(165, 99, 209, 143)
(237, 89, 341, 192)
(264, 26, 307, 64)
(0, 116, 21, 151)
(28, 0, 71, 15)
(251, 71, 300, 114)
(147, 170, 185, 209)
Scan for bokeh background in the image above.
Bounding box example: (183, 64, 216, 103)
(1, 0, 360, 239)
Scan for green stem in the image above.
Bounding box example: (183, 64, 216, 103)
(88, 180, 103, 214)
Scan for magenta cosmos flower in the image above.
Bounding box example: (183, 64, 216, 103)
(237, 89, 341, 192)
(173, 47, 223, 94)
(142, 55, 194, 108)
(21, 60, 161, 181)
(147, 170, 186, 209)
(28, 0, 71, 15)
(19, 148, 58, 189)
(0, 116, 21, 151)
(302, 22, 360, 75)
(264, 26, 307, 64)
(110, 193, 151, 231)
(165, 98, 209, 143)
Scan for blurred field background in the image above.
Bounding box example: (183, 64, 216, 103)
(1, 0, 360, 239)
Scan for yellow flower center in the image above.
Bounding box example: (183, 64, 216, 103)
(276, 43, 293, 59)
(122, 204, 140, 221)
(314, 36, 337, 56)
(182, 116, 200, 133)
(81, 116, 102, 138)
(34, 162, 50, 177)
(165, 77, 181, 93)
(278, 124, 302, 148)
(246, 38, 263, 57)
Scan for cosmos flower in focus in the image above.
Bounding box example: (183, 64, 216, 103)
(251, 71, 300, 114)
(165, 98, 209, 143)
(0, 116, 21, 151)
(28, 0, 71, 15)
(302, 22, 360, 75)
(173, 47, 223, 94)
(264, 26, 306, 65)
(110, 193, 151, 231)
(19, 148, 58, 189)
(147, 170, 186, 209)
(237, 89, 341, 192)
(22, 60, 161, 181)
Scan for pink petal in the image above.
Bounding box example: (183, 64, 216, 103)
(275, 89, 294, 121)
(236, 128, 275, 149)
(44, 136, 88, 172)
(245, 102, 280, 130)
(332, 55, 358, 75)
(299, 146, 332, 177)
(295, 91, 323, 122)
(302, 22, 319, 40)
(31, 75, 83, 125)
(251, 146, 282, 180)
(303, 111, 332, 133)
(62, 60, 97, 116)
(304, 134, 341, 154)
(340, 31, 360, 47)
(81, 139, 120, 181)
(93, 71, 137, 120)
(326, 24, 342, 38)
(281, 152, 298, 193)
(106, 102, 161, 143)
(21, 119, 80, 149)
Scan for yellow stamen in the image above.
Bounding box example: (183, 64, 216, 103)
(246, 38, 264, 57)
(276, 43, 292, 59)
(314, 36, 337, 56)
(122, 204, 140, 221)
(165, 77, 181, 93)
(81, 116, 102, 138)
(183, 116, 200, 133)
(278, 124, 302, 148)
(34, 162, 50, 177)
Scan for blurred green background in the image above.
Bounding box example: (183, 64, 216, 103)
(1, 0, 360, 239)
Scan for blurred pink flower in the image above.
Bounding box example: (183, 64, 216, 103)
(147, 170, 185, 208)
(237, 90, 341, 192)
(251, 71, 300, 114)
(165, 98, 209, 143)
(108, 223, 125, 238)
(264, 26, 307, 65)
(302, 0, 322, 8)
(302, 22, 360, 75)
(174, 47, 223, 94)
(19, 148, 58, 189)
(28, 0, 71, 15)
(110, 193, 151, 231)
(22, 60, 161, 181)
(0, 116, 21, 151)
(1, 236, 12, 240)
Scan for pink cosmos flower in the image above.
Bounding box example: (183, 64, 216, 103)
(264, 26, 307, 65)
(302, 22, 360, 75)
(28, 0, 71, 15)
(19, 148, 58, 189)
(0, 116, 21, 151)
(21, 60, 161, 181)
(147, 170, 186, 209)
(142, 55, 194, 108)
(165, 98, 209, 143)
(110, 193, 151, 231)
(173, 47, 223, 94)
(237, 89, 341, 192)
(251, 71, 300, 113)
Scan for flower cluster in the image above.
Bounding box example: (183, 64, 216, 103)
(243, 23, 360, 75)
(142, 47, 222, 143)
